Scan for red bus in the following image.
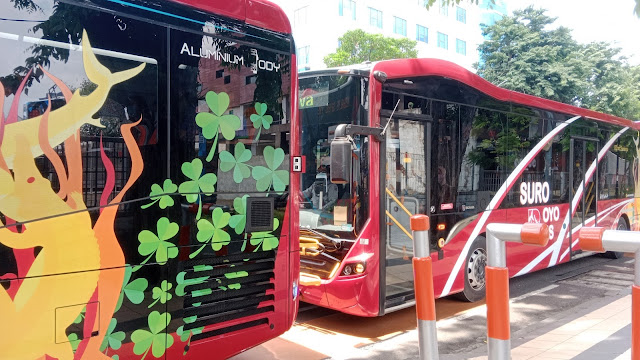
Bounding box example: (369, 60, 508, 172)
(0, 0, 298, 359)
(297, 58, 637, 316)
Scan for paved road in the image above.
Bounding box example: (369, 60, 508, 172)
(232, 253, 634, 360)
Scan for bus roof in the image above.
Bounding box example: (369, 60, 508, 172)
(376, 58, 638, 128)
(171, 0, 291, 34)
(304, 58, 637, 129)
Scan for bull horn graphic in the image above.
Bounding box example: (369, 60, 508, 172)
(0, 30, 146, 169)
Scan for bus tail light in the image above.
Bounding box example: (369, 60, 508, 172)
(437, 223, 446, 231)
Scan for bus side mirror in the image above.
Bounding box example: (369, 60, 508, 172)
(330, 137, 351, 184)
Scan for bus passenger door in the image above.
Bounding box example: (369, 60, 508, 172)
(382, 113, 431, 311)
(569, 136, 598, 258)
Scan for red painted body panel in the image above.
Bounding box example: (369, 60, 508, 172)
(171, 0, 292, 34)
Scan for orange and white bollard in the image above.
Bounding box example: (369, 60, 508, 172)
(410, 214, 439, 360)
(485, 223, 549, 360)
(579, 227, 640, 360)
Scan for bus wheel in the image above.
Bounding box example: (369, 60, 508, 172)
(455, 236, 487, 302)
(603, 218, 628, 259)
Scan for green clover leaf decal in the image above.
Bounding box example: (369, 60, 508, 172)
(68, 333, 81, 352)
(137, 217, 179, 268)
(115, 267, 148, 311)
(219, 143, 253, 183)
(252, 146, 289, 194)
(100, 318, 126, 352)
(123, 277, 148, 305)
(250, 218, 280, 251)
(73, 307, 85, 324)
(131, 311, 173, 359)
(149, 280, 173, 308)
(177, 322, 204, 355)
(142, 179, 178, 209)
(249, 102, 273, 142)
(196, 91, 242, 162)
(175, 270, 210, 297)
(229, 195, 248, 235)
(191, 207, 231, 258)
(223, 270, 249, 290)
(178, 158, 217, 220)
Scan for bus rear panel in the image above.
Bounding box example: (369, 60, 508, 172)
(0, 0, 298, 358)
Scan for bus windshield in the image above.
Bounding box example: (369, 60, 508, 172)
(298, 75, 369, 238)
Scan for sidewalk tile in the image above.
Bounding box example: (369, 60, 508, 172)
(549, 318, 602, 335)
(510, 346, 545, 359)
(530, 349, 582, 359)
(517, 339, 562, 351)
(571, 329, 617, 343)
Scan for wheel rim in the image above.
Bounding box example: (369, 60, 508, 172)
(467, 247, 487, 291)
(617, 220, 628, 231)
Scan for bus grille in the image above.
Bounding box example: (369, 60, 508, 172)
(180, 250, 276, 340)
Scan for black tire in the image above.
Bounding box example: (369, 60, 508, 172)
(454, 236, 487, 302)
(603, 218, 628, 259)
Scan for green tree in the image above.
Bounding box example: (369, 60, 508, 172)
(476, 7, 640, 119)
(323, 29, 418, 67)
(476, 7, 592, 104)
(580, 42, 640, 120)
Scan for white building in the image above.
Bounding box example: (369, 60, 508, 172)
(270, 0, 485, 71)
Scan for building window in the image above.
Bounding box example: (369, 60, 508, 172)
(215, 69, 224, 78)
(294, 6, 308, 27)
(297, 45, 310, 71)
(439, 0, 448, 16)
(394, 17, 407, 36)
(224, 75, 231, 84)
(245, 75, 257, 85)
(339, 0, 356, 20)
(437, 32, 448, 49)
(456, 6, 467, 23)
(456, 39, 466, 55)
(416, 25, 428, 43)
(369, 7, 382, 28)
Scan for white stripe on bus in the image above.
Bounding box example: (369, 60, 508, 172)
(440, 115, 581, 297)
(515, 199, 631, 277)
(559, 199, 632, 262)
(515, 127, 629, 276)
